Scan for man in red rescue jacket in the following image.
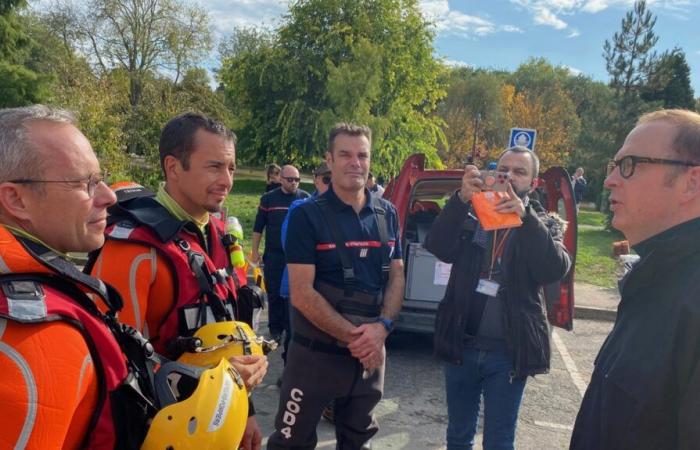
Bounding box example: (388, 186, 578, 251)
(89, 111, 268, 450)
(0, 105, 148, 449)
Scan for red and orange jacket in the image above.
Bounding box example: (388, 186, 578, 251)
(0, 225, 147, 449)
(89, 197, 246, 358)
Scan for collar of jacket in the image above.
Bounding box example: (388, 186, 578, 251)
(622, 217, 700, 292)
(633, 216, 700, 260)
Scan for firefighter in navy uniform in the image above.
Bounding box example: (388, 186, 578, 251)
(251, 164, 309, 347)
(267, 123, 405, 450)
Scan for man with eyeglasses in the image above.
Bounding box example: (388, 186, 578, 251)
(252, 164, 309, 345)
(570, 109, 700, 450)
(0, 105, 160, 448)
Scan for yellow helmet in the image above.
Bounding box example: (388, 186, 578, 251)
(178, 321, 277, 368)
(141, 359, 248, 450)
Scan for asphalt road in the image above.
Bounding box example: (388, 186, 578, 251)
(251, 318, 614, 449)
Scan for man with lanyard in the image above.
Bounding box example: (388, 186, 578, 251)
(425, 146, 571, 450)
(267, 123, 405, 450)
(0, 105, 155, 448)
(251, 164, 309, 344)
(90, 112, 268, 450)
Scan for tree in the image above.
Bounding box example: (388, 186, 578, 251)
(503, 59, 580, 170)
(603, 0, 659, 145)
(0, 0, 50, 106)
(564, 75, 617, 206)
(437, 67, 506, 167)
(49, 0, 212, 154)
(219, 0, 446, 176)
(642, 47, 695, 110)
(603, 0, 658, 102)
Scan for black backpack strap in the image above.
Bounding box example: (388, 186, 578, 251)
(173, 237, 233, 326)
(371, 196, 391, 285)
(314, 196, 356, 296)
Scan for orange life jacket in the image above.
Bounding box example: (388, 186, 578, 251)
(100, 196, 246, 357)
(0, 226, 155, 449)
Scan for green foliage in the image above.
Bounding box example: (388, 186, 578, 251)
(219, 0, 446, 178)
(603, 0, 658, 101)
(437, 67, 505, 166)
(0, 0, 50, 106)
(642, 47, 695, 109)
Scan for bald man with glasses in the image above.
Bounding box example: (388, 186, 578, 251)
(571, 109, 700, 450)
(252, 164, 309, 344)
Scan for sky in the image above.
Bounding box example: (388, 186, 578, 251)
(193, 0, 700, 94)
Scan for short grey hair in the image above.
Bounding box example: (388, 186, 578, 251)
(0, 105, 77, 183)
(498, 145, 540, 177)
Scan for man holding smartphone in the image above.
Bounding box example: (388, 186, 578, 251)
(425, 145, 571, 450)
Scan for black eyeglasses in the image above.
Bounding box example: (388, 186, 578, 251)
(9, 171, 109, 198)
(322, 175, 331, 185)
(607, 156, 698, 179)
(283, 177, 301, 183)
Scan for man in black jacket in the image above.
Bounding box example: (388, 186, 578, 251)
(425, 146, 571, 450)
(570, 109, 700, 450)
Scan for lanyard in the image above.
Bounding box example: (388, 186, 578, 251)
(489, 229, 511, 279)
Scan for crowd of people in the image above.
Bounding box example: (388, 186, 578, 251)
(0, 104, 698, 450)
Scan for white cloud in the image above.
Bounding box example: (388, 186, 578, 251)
(419, 0, 498, 37)
(563, 65, 583, 75)
(502, 24, 525, 33)
(192, 0, 287, 37)
(567, 28, 581, 38)
(442, 58, 472, 68)
(533, 6, 569, 29)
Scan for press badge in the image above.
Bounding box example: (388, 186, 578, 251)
(476, 279, 500, 297)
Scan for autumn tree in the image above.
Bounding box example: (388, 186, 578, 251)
(437, 67, 506, 167)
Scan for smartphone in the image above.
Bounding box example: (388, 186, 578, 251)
(479, 170, 509, 192)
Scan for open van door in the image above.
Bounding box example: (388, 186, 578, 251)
(384, 153, 427, 231)
(539, 167, 577, 330)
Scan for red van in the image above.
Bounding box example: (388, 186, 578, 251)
(383, 154, 577, 334)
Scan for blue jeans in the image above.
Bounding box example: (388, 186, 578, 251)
(445, 348, 527, 450)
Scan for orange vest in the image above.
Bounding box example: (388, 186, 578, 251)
(0, 226, 152, 449)
(103, 201, 245, 357)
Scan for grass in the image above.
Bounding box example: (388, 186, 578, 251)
(574, 210, 624, 288)
(577, 210, 606, 227)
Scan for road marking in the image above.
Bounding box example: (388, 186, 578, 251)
(261, 437, 337, 448)
(534, 420, 574, 431)
(552, 329, 588, 397)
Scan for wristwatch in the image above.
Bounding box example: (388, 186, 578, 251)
(375, 316, 394, 333)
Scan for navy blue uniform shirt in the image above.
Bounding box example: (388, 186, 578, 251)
(254, 187, 309, 253)
(285, 185, 402, 295)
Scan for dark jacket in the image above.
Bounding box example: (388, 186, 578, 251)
(570, 218, 700, 450)
(425, 192, 571, 378)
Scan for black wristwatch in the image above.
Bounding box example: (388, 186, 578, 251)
(375, 316, 394, 333)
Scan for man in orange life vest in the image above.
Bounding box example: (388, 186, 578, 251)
(0, 105, 146, 448)
(89, 112, 268, 450)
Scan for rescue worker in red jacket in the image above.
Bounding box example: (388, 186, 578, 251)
(89, 111, 268, 450)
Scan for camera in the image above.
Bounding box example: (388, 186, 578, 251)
(479, 170, 510, 192)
